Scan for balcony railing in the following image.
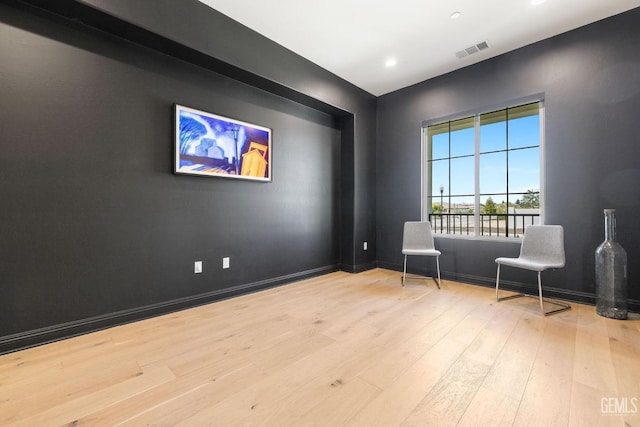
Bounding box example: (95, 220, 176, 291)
(428, 213, 540, 237)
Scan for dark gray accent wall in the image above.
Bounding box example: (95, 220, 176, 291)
(376, 8, 640, 309)
(0, 0, 376, 353)
(71, 0, 378, 272)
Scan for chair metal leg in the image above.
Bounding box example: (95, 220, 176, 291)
(537, 272, 545, 314)
(495, 264, 501, 300)
(495, 265, 570, 316)
(537, 271, 571, 316)
(402, 254, 407, 286)
(402, 255, 440, 289)
(496, 264, 526, 302)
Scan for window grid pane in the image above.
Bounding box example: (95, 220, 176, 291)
(424, 101, 541, 237)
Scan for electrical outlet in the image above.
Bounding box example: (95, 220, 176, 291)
(194, 261, 203, 274)
(363, 241, 368, 251)
(222, 257, 230, 269)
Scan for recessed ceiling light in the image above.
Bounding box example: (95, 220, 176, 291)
(385, 58, 397, 68)
(450, 11, 461, 19)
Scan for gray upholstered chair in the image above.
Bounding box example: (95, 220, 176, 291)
(402, 221, 441, 288)
(495, 225, 570, 316)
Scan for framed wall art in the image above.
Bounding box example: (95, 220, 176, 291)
(174, 104, 272, 181)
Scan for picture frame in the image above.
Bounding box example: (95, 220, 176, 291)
(174, 104, 272, 182)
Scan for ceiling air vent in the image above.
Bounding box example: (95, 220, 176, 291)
(455, 40, 490, 58)
(465, 45, 479, 55)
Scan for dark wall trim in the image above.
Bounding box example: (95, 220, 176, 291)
(0, 265, 338, 355)
(339, 261, 378, 274)
(378, 261, 640, 313)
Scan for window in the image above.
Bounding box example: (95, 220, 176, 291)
(423, 101, 543, 237)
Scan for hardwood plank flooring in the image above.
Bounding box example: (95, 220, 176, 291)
(1, 268, 639, 426)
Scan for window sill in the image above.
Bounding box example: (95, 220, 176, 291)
(433, 233, 523, 243)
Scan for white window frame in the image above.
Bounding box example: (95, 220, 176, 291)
(421, 97, 545, 239)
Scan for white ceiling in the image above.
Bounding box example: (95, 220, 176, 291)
(198, 0, 639, 96)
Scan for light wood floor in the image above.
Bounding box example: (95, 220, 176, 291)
(1, 269, 639, 426)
